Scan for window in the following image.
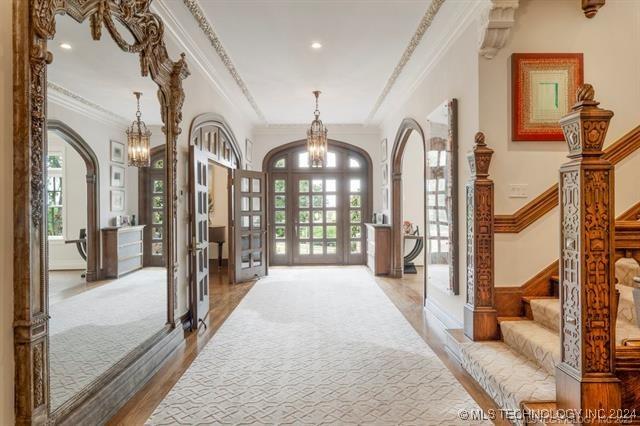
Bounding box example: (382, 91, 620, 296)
(47, 152, 64, 238)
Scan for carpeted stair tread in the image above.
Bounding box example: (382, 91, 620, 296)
(499, 320, 560, 375)
(529, 298, 560, 333)
(460, 341, 555, 424)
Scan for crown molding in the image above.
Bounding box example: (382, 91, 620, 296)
(366, 0, 446, 122)
(47, 81, 128, 127)
(181, 0, 267, 123)
(478, 0, 519, 59)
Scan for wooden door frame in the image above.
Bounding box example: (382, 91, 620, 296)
(390, 119, 427, 304)
(262, 139, 373, 266)
(139, 145, 167, 267)
(47, 120, 101, 282)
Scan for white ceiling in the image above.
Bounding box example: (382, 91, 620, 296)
(196, 0, 433, 124)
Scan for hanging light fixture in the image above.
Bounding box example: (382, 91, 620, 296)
(126, 91, 151, 168)
(306, 90, 328, 167)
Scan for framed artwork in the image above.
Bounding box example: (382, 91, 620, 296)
(110, 165, 125, 188)
(511, 53, 583, 141)
(381, 163, 388, 186)
(381, 138, 388, 162)
(245, 138, 253, 164)
(110, 189, 125, 212)
(110, 140, 125, 163)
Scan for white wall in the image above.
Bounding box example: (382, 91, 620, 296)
(208, 163, 229, 260)
(0, 0, 13, 421)
(402, 131, 425, 266)
(480, 0, 640, 287)
(380, 22, 480, 326)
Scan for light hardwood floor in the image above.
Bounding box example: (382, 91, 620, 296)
(109, 265, 506, 425)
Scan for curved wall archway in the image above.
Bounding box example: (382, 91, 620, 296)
(189, 113, 243, 169)
(47, 119, 100, 282)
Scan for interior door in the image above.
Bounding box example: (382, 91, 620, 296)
(189, 145, 210, 329)
(292, 174, 341, 264)
(234, 170, 268, 282)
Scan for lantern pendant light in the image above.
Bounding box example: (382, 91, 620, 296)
(126, 91, 152, 168)
(306, 90, 328, 167)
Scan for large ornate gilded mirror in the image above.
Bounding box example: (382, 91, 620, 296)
(13, 1, 188, 423)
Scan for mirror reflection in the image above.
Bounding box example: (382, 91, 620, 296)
(46, 15, 167, 411)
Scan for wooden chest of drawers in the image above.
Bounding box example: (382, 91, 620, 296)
(365, 223, 391, 275)
(101, 225, 146, 278)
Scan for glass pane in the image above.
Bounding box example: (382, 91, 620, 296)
(153, 180, 164, 193)
(252, 178, 261, 193)
(349, 195, 361, 208)
(152, 226, 163, 240)
(252, 215, 261, 229)
(326, 225, 337, 239)
(326, 210, 337, 223)
(298, 195, 309, 208)
(350, 241, 361, 254)
(275, 210, 286, 224)
(350, 225, 361, 239)
(312, 195, 323, 208)
(299, 179, 310, 193)
(299, 226, 310, 239)
(241, 252, 250, 268)
(152, 196, 164, 208)
(275, 226, 285, 239)
(275, 241, 286, 255)
(241, 197, 250, 211)
(325, 179, 336, 192)
(252, 234, 262, 249)
(312, 179, 323, 192)
(327, 241, 337, 254)
(349, 158, 361, 168)
(299, 242, 310, 255)
(241, 215, 250, 228)
(252, 196, 261, 211)
(298, 152, 309, 168)
(152, 242, 163, 256)
(312, 211, 323, 223)
(241, 236, 250, 250)
(48, 153, 63, 169)
(299, 210, 310, 223)
(275, 195, 286, 209)
(241, 177, 250, 192)
(274, 179, 286, 193)
(153, 158, 164, 169)
(349, 179, 361, 193)
(350, 210, 361, 223)
(152, 211, 163, 224)
(274, 158, 286, 168)
(312, 226, 324, 239)
(325, 195, 336, 208)
(326, 151, 337, 168)
(252, 251, 262, 267)
(312, 242, 324, 255)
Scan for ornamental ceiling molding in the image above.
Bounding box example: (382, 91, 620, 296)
(182, 0, 267, 122)
(47, 81, 129, 127)
(478, 0, 519, 59)
(366, 0, 446, 122)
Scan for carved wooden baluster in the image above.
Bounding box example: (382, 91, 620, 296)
(464, 132, 498, 341)
(557, 84, 621, 412)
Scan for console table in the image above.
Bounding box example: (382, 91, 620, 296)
(365, 223, 391, 275)
(101, 225, 146, 278)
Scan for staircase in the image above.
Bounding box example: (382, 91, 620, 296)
(448, 258, 640, 426)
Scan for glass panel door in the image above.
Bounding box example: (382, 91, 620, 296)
(234, 170, 267, 281)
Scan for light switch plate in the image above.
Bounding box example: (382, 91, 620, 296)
(509, 184, 528, 199)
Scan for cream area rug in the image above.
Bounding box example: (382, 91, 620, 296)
(49, 267, 167, 410)
(148, 266, 486, 425)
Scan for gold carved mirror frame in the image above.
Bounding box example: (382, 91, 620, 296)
(13, 0, 189, 423)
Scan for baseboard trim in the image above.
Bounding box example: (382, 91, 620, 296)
(54, 322, 185, 426)
(425, 297, 463, 330)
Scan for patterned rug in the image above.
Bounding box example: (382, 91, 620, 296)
(49, 267, 167, 410)
(148, 266, 486, 425)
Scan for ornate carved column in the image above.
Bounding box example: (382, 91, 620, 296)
(556, 84, 621, 411)
(464, 132, 498, 341)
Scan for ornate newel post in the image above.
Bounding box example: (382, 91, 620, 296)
(556, 84, 621, 411)
(464, 132, 498, 341)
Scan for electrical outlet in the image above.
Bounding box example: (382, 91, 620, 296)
(509, 184, 528, 199)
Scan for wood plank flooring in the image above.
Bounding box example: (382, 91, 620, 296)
(109, 265, 506, 425)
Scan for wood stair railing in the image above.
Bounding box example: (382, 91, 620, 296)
(494, 124, 640, 233)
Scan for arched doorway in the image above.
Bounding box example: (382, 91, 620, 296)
(263, 139, 373, 266)
(47, 120, 100, 282)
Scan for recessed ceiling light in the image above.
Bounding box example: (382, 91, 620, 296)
(59, 42, 72, 50)
(311, 42, 322, 49)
